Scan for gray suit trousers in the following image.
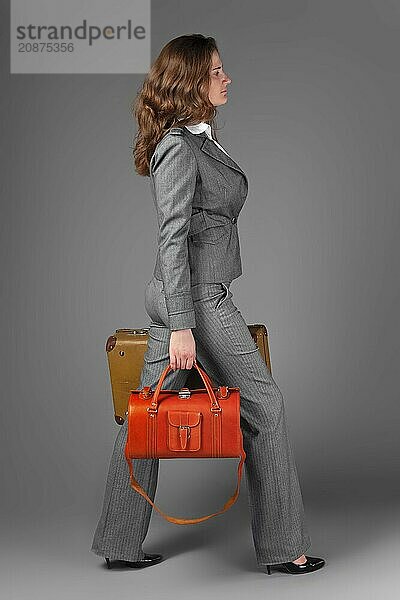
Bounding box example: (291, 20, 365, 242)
(91, 277, 312, 566)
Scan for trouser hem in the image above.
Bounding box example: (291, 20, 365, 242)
(90, 545, 146, 562)
(256, 538, 312, 567)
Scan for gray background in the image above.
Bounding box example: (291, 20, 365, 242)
(2, 1, 399, 598)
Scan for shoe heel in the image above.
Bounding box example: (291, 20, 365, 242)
(266, 565, 271, 575)
(105, 557, 111, 569)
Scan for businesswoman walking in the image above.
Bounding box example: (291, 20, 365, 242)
(91, 34, 325, 575)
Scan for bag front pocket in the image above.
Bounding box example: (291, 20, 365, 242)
(167, 411, 202, 452)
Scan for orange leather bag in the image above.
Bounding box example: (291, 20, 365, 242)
(124, 362, 246, 525)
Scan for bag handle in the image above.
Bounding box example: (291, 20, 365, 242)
(145, 362, 222, 413)
(124, 361, 246, 524)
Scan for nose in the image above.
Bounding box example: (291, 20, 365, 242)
(223, 71, 231, 85)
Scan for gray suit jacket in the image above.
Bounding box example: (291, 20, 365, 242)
(149, 126, 248, 330)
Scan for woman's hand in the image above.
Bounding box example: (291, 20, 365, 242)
(169, 329, 196, 370)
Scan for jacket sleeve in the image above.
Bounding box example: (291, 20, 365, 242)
(150, 134, 198, 331)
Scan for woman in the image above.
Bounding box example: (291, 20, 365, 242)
(91, 34, 325, 576)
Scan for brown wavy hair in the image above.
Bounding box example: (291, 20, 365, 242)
(131, 34, 221, 177)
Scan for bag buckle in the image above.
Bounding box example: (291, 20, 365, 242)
(179, 425, 191, 439)
(178, 388, 191, 399)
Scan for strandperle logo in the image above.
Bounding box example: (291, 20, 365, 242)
(15, 19, 145, 47)
(11, 0, 150, 74)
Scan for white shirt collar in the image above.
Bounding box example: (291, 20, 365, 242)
(175, 118, 212, 139)
(178, 118, 215, 141)
(184, 121, 212, 138)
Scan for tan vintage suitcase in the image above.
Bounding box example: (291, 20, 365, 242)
(106, 324, 272, 425)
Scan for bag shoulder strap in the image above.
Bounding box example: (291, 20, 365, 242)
(124, 445, 246, 525)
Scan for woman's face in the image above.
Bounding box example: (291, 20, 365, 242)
(208, 51, 231, 107)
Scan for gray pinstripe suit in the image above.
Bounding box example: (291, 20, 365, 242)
(91, 126, 312, 566)
(150, 125, 248, 330)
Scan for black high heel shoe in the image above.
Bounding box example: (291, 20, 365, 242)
(105, 553, 163, 569)
(265, 555, 325, 575)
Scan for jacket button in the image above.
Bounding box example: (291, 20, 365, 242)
(231, 216, 237, 223)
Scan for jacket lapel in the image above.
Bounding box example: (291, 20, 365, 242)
(184, 129, 248, 186)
